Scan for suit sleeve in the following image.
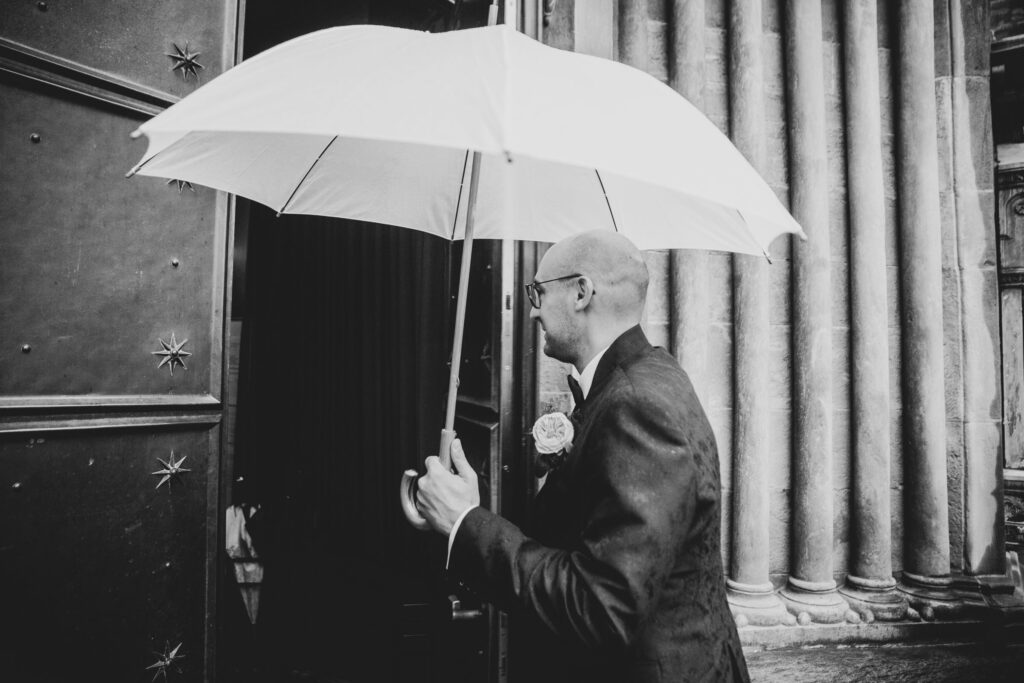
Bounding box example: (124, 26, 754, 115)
(450, 382, 700, 651)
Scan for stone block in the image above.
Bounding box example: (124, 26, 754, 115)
(881, 138, 898, 202)
(959, 1, 991, 76)
(933, 0, 953, 78)
(958, 267, 1003, 422)
(890, 411, 905, 488)
(767, 229, 793, 261)
(962, 419, 1004, 573)
(643, 249, 670, 325)
(939, 190, 958, 270)
(763, 32, 786, 97)
(648, 0, 666, 22)
(769, 323, 792, 410)
(831, 259, 849, 328)
(647, 19, 669, 83)
(769, 255, 791, 325)
(705, 27, 728, 86)
(941, 265, 964, 423)
(878, 49, 895, 131)
(954, 190, 997, 267)
(823, 40, 842, 98)
(706, 321, 733, 412)
(770, 486, 792, 575)
(947, 422, 967, 573)
(832, 409, 852, 490)
(821, 0, 841, 43)
(710, 406, 733, 475)
(765, 94, 789, 188)
(720, 490, 732, 570)
(768, 408, 792, 490)
(828, 189, 850, 265)
(707, 253, 733, 323)
(876, 1, 894, 49)
(833, 487, 850, 573)
(763, 0, 782, 34)
(953, 78, 995, 192)
(832, 326, 851, 414)
(706, 0, 726, 29)
(887, 322, 903, 411)
(935, 78, 955, 197)
(890, 485, 904, 573)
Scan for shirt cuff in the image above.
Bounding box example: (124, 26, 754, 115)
(446, 505, 477, 570)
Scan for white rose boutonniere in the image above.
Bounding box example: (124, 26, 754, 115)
(532, 412, 575, 475)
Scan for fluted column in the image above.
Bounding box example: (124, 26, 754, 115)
(836, 0, 909, 622)
(725, 0, 793, 627)
(669, 0, 709, 397)
(617, 0, 647, 70)
(895, 0, 955, 618)
(777, 0, 855, 625)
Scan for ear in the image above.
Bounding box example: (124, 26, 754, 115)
(573, 276, 595, 311)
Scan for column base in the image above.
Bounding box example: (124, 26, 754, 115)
(727, 579, 797, 627)
(898, 571, 963, 621)
(779, 577, 860, 625)
(838, 575, 909, 622)
(950, 551, 1024, 614)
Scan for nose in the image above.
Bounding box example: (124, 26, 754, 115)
(529, 305, 540, 320)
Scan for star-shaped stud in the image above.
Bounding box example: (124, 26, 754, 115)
(152, 333, 192, 375)
(152, 451, 191, 490)
(167, 178, 195, 194)
(145, 641, 184, 682)
(167, 42, 204, 80)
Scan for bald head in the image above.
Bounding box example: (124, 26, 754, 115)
(544, 231, 649, 320)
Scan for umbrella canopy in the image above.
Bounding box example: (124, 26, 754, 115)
(129, 23, 804, 256)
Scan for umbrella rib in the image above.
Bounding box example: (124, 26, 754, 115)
(594, 169, 619, 232)
(277, 135, 339, 215)
(450, 150, 471, 240)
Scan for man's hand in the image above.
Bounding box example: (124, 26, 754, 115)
(415, 438, 480, 536)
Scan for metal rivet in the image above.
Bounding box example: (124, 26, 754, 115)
(171, 258, 180, 267)
(502, 465, 511, 473)
(12, 482, 22, 490)
(29, 133, 41, 143)
(37, 1, 47, 11)
(21, 344, 31, 353)
(165, 561, 172, 569)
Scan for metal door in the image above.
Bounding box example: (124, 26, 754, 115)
(0, 2, 240, 680)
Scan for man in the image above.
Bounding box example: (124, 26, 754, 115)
(416, 231, 749, 682)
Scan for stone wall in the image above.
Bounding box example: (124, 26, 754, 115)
(535, 0, 1005, 603)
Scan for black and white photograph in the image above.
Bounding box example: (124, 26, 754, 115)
(1, 0, 1023, 681)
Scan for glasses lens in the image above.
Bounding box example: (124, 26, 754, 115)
(527, 284, 540, 308)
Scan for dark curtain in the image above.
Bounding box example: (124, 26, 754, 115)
(233, 207, 452, 681)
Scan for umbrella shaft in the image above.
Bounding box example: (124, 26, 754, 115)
(441, 149, 483, 466)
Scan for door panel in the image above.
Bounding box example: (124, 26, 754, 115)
(0, 3, 238, 681)
(1, 0, 233, 98)
(0, 74, 222, 401)
(0, 425, 213, 680)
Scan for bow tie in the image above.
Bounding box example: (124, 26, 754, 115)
(567, 374, 585, 410)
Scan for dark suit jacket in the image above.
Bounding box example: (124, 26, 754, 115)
(451, 326, 749, 682)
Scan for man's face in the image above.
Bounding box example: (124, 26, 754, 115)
(529, 254, 581, 364)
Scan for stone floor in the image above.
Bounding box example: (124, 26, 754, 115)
(745, 641, 1024, 682)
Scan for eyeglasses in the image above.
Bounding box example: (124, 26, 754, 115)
(524, 273, 583, 309)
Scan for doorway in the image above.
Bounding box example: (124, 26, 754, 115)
(221, 2, 505, 681)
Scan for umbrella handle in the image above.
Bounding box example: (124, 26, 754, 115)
(400, 428, 458, 531)
(400, 469, 430, 531)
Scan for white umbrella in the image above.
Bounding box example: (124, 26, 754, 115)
(128, 20, 804, 529)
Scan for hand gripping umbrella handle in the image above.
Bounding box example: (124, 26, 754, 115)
(400, 428, 457, 530)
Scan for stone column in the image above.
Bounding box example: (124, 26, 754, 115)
(895, 0, 956, 618)
(617, 0, 647, 70)
(777, 0, 856, 625)
(668, 0, 709, 398)
(835, 0, 909, 622)
(725, 0, 793, 627)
